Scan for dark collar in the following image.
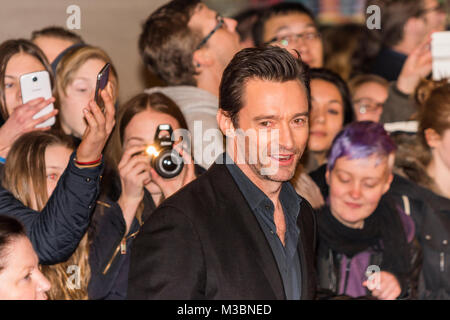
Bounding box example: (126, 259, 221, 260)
(223, 152, 301, 215)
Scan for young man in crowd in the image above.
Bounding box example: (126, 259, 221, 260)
(127, 46, 317, 300)
(139, 0, 242, 169)
(253, 2, 324, 68)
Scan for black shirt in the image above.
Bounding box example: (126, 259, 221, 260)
(225, 153, 302, 300)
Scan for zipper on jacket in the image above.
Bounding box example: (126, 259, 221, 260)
(440, 252, 445, 272)
(102, 230, 140, 275)
(342, 258, 352, 295)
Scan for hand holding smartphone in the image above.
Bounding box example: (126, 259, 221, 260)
(20, 71, 55, 128)
(431, 31, 450, 81)
(94, 63, 111, 112)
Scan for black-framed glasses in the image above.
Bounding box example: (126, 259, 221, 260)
(264, 31, 321, 47)
(353, 98, 384, 114)
(196, 15, 225, 50)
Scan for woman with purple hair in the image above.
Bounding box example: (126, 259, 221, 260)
(316, 121, 421, 300)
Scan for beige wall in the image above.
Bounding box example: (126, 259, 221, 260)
(0, 0, 168, 102)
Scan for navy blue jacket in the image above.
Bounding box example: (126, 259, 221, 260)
(0, 151, 103, 265)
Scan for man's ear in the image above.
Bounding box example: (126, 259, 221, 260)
(217, 109, 235, 138)
(424, 128, 441, 148)
(193, 48, 214, 71)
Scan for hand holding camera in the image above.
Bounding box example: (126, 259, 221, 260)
(147, 124, 196, 200)
(117, 144, 152, 232)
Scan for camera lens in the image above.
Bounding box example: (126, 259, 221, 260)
(154, 149, 184, 179)
(32, 76, 38, 82)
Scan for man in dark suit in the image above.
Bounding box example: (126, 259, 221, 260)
(127, 46, 317, 300)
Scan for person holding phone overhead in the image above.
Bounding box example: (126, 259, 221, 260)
(0, 38, 117, 265)
(54, 45, 118, 142)
(0, 39, 59, 162)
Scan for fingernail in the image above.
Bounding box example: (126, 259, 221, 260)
(83, 108, 89, 113)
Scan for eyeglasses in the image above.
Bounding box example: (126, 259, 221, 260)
(264, 31, 321, 47)
(196, 15, 225, 50)
(353, 98, 384, 114)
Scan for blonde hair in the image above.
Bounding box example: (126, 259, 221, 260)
(55, 45, 119, 102)
(2, 131, 90, 300)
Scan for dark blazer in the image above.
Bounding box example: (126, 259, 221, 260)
(127, 161, 317, 300)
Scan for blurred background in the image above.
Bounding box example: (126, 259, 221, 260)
(1, 0, 449, 102)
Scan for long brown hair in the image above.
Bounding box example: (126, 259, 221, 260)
(395, 79, 450, 194)
(2, 131, 90, 300)
(0, 39, 53, 120)
(107, 92, 188, 170)
(102, 92, 188, 217)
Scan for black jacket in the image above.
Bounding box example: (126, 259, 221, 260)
(387, 175, 450, 299)
(0, 152, 103, 265)
(88, 189, 155, 300)
(127, 161, 317, 300)
(316, 196, 422, 300)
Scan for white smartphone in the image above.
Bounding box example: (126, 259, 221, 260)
(20, 71, 55, 128)
(431, 31, 450, 81)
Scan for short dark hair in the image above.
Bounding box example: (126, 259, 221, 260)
(309, 68, 355, 126)
(0, 215, 26, 273)
(139, 0, 203, 86)
(253, 2, 316, 47)
(31, 26, 84, 44)
(219, 46, 310, 127)
(233, 8, 262, 43)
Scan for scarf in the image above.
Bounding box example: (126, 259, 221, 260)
(317, 195, 411, 277)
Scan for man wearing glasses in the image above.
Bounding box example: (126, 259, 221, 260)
(253, 2, 324, 68)
(139, 0, 242, 169)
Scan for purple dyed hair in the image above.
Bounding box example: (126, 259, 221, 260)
(327, 121, 397, 172)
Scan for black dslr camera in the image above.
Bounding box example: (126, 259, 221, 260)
(146, 124, 184, 179)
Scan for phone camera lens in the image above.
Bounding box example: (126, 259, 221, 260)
(32, 76, 38, 82)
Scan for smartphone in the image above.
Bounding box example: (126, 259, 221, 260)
(20, 71, 55, 128)
(431, 31, 450, 81)
(94, 63, 111, 112)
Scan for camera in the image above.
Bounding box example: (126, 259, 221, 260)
(32, 76, 38, 82)
(145, 124, 184, 179)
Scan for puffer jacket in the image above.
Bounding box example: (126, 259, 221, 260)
(0, 151, 103, 265)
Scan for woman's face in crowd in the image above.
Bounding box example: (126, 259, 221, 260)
(263, 12, 323, 68)
(45, 143, 73, 198)
(4, 52, 46, 115)
(0, 236, 51, 300)
(59, 58, 116, 138)
(352, 81, 388, 123)
(326, 155, 393, 229)
(123, 109, 181, 193)
(309, 79, 344, 154)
